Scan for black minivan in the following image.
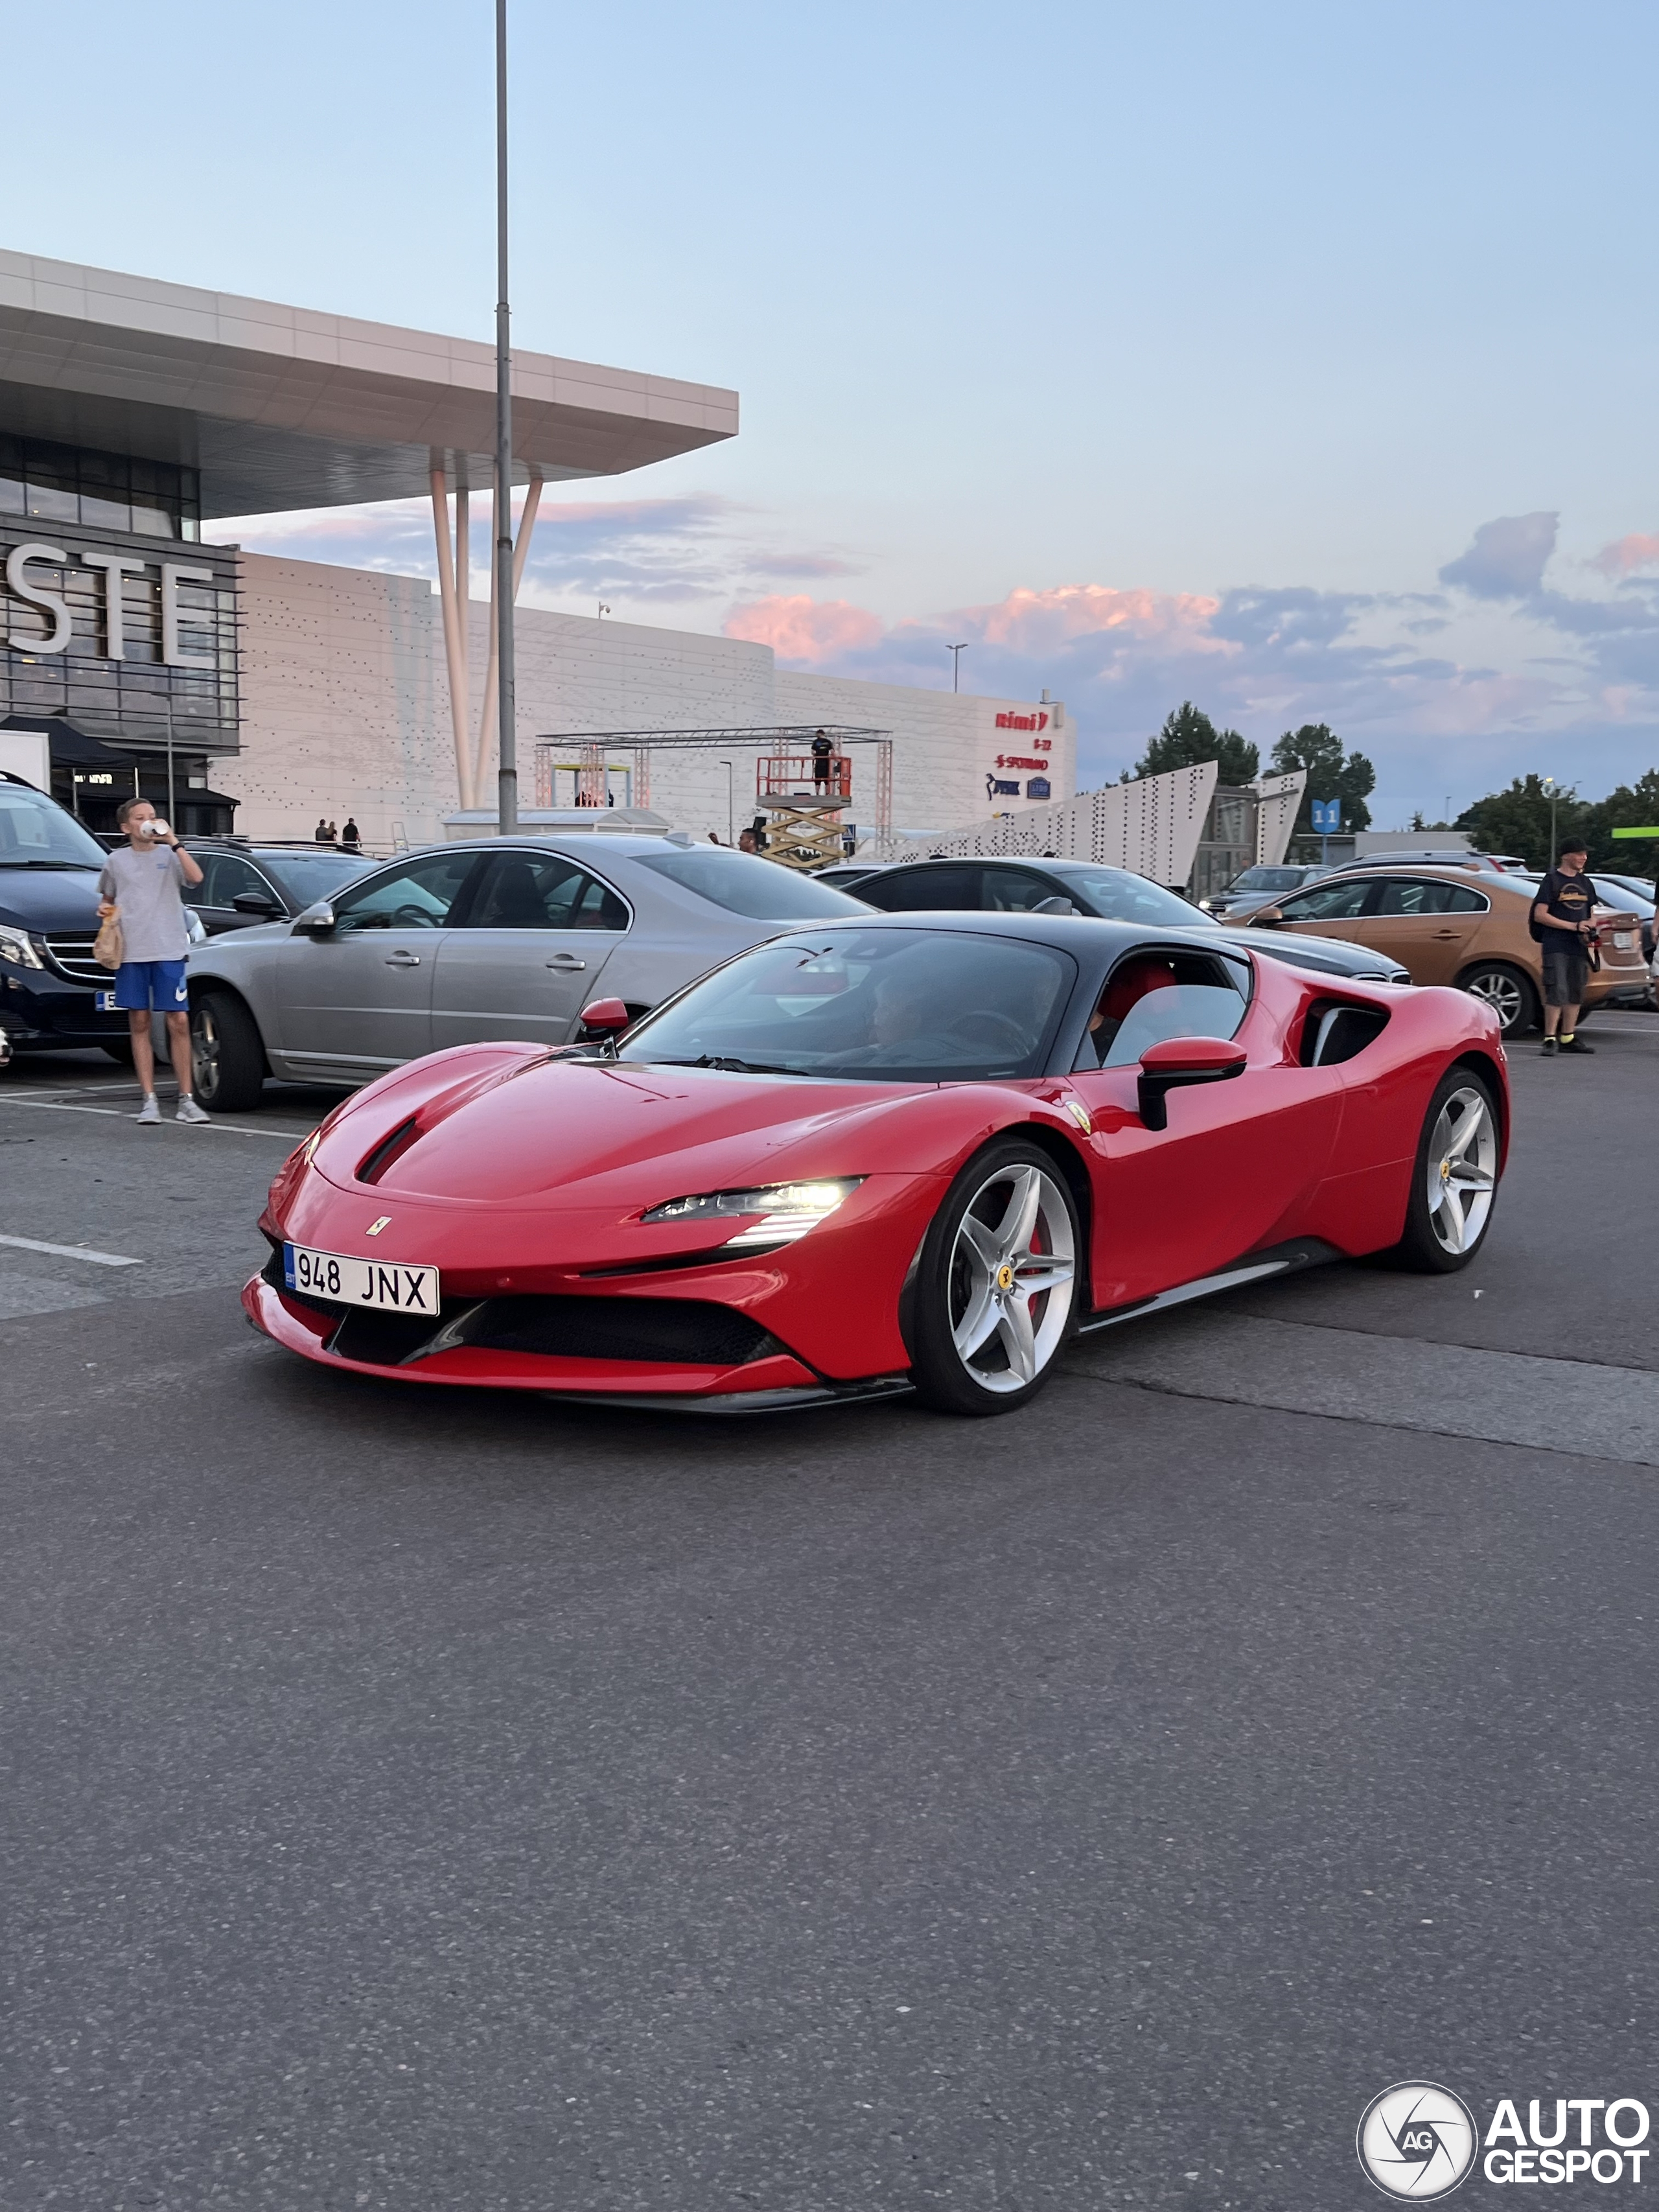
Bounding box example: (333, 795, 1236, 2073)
(0, 771, 135, 1059)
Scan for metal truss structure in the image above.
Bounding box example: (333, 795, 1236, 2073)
(531, 726, 894, 850)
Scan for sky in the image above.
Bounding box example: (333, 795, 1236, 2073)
(8, 0, 1659, 822)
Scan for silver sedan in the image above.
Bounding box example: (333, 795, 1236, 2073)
(185, 835, 868, 1111)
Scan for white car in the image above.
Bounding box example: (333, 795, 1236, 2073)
(185, 835, 868, 1110)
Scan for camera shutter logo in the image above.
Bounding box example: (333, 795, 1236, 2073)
(1357, 2082, 1478, 2200)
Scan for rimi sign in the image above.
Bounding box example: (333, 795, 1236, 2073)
(0, 516, 238, 751)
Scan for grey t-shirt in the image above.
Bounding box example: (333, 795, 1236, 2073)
(99, 843, 191, 962)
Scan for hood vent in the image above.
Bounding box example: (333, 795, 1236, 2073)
(356, 1115, 423, 1185)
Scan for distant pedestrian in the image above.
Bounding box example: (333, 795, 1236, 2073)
(97, 798, 209, 1123)
(811, 728, 835, 790)
(1533, 837, 1599, 1054)
(341, 817, 361, 851)
(314, 817, 329, 843)
(323, 819, 338, 844)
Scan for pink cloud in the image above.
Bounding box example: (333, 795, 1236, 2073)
(723, 594, 885, 660)
(1592, 533, 1659, 577)
(962, 583, 1227, 653)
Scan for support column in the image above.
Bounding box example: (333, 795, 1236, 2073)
(430, 460, 472, 811)
(471, 468, 543, 804)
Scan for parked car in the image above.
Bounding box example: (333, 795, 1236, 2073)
(813, 862, 894, 892)
(1571, 871, 1656, 963)
(1228, 863, 1647, 1033)
(247, 911, 1508, 1415)
(0, 771, 142, 1060)
(845, 855, 1414, 986)
(181, 839, 377, 934)
(1198, 861, 1328, 916)
(186, 835, 870, 1111)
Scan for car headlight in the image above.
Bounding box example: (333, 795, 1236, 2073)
(641, 1177, 863, 1248)
(0, 930, 43, 970)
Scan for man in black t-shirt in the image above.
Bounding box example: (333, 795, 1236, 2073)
(1533, 837, 1598, 1054)
(811, 729, 835, 791)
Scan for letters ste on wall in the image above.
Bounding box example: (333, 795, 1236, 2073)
(1, 535, 226, 668)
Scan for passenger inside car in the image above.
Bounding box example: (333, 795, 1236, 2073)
(1079, 951, 1249, 1069)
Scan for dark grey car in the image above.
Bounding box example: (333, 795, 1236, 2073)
(850, 856, 1413, 985)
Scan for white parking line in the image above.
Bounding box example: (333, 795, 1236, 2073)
(0, 1233, 143, 1268)
(0, 1098, 309, 1137)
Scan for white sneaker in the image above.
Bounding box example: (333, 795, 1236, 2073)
(135, 1095, 160, 1125)
(176, 1096, 210, 1124)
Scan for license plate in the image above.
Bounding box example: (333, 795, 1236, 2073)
(283, 1242, 439, 1313)
(1614, 931, 1634, 949)
(96, 990, 118, 1011)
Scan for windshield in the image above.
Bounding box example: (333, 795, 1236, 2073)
(257, 848, 377, 904)
(1046, 864, 1218, 929)
(0, 784, 107, 868)
(1227, 866, 1306, 894)
(618, 927, 1076, 1082)
(631, 848, 868, 921)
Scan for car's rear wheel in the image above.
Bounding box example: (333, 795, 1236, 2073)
(1458, 960, 1539, 1036)
(191, 991, 266, 1113)
(1387, 1069, 1500, 1272)
(909, 1141, 1079, 1414)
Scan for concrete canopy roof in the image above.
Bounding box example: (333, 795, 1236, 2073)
(0, 250, 738, 518)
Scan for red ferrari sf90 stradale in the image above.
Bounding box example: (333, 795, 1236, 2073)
(246, 913, 1508, 1416)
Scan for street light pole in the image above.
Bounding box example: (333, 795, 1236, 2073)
(494, 0, 518, 835)
(947, 643, 968, 693)
(719, 760, 734, 846)
(1543, 776, 1558, 865)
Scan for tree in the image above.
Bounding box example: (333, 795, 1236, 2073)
(1270, 723, 1375, 838)
(1456, 775, 1587, 869)
(1583, 768, 1659, 874)
(1133, 703, 1259, 786)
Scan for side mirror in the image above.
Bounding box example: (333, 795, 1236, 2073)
(1250, 905, 1285, 929)
(232, 892, 284, 916)
(292, 900, 336, 933)
(1137, 1036, 1247, 1130)
(579, 996, 631, 1034)
(1033, 895, 1078, 915)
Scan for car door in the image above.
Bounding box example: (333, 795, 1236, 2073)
(855, 864, 983, 911)
(1360, 876, 1489, 984)
(190, 850, 284, 935)
(430, 850, 629, 1049)
(1264, 874, 1382, 943)
(1067, 947, 1345, 1307)
(979, 866, 1073, 912)
(267, 848, 483, 1079)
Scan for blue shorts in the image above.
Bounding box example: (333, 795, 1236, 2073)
(113, 959, 189, 1012)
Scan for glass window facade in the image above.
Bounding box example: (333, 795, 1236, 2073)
(0, 435, 201, 541)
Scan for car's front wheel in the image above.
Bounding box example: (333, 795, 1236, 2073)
(1459, 959, 1539, 1036)
(1387, 1069, 1501, 1272)
(191, 991, 266, 1113)
(908, 1141, 1080, 1414)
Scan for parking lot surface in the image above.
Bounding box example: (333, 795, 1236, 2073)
(4, 1018, 1658, 2210)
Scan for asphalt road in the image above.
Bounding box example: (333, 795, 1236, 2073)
(3, 1019, 1658, 2211)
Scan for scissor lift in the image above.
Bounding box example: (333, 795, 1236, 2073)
(754, 753, 853, 871)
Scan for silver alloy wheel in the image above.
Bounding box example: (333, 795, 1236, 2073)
(1424, 1085, 1498, 1257)
(947, 1162, 1076, 1394)
(1464, 969, 1524, 1032)
(191, 1002, 220, 1100)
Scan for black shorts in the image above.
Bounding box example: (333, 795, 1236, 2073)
(1541, 937, 1590, 1006)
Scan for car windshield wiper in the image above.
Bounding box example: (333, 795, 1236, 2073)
(652, 1054, 807, 1075)
(0, 859, 99, 870)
